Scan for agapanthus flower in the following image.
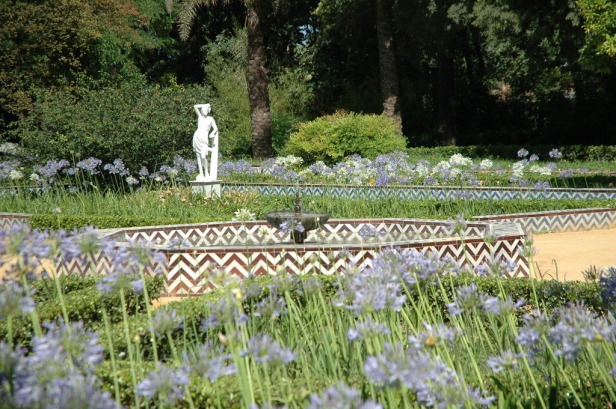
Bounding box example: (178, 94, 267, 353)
(517, 148, 529, 158)
(548, 303, 616, 361)
(483, 296, 525, 316)
(253, 291, 287, 319)
(306, 382, 383, 409)
(137, 364, 189, 406)
(446, 283, 488, 316)
(233, 208, 256, 222)
(241, 333, 296, 365)
(203, 294, 249, 329)
(515, 309, 551, 355)
(150, 308, 184, 335)
(76, 157, 102, 175)
(487, 349, 525, 373)
(477, 255, 518, 277)
(96, 272, 144, 294)
(347, 317, 391, 342)
(334, 250, 407, 315)
(446, 214, 467, 236)
(599, 266, 616, 308)
(358, 225, 385, 240)
(408, 322, 460, 349)
(549, 148, 562, 159)
(279, 219, 305, 234)
(0, 280, 35, 318)
(183, 340, 237, 382)
(364, 342, 493, 407)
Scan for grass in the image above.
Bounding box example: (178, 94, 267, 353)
(0, 188, 613, 227)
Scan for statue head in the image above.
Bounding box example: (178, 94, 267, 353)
(201, 104, 211, 115)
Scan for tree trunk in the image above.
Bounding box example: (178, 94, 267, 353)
(436, 48, 457, 146)
(246, 2, 273, 159)
(375, 0, 402, 134)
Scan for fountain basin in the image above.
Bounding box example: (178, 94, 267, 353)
(265, 210, 330, 243)
(55, 218, 530, 296)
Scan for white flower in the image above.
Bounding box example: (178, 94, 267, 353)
(450, 168, 462, 178)
(8, 169, 23, 180)
(29, 173, 40, 182)
(479, 159, 493, 170)
(259, 226, 272, 238)
(233, 208, 256, 222)
(449, 153, 473, 167)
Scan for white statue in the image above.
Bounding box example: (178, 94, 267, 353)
(193, 103, 219, 182)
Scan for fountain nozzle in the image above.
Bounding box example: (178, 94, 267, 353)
(294, 188, 302, 216)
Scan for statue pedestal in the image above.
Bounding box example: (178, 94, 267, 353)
(190, 180, 222, 197)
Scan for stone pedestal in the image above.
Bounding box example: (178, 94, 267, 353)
(190, 180, 222, 196)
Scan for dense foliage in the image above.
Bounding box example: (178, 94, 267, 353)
(284, 111, 406, 162)
(2, 0, 616, 159)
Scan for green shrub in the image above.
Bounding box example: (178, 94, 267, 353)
(12, 78, 211, 172)
(0, 276, 164, 345)
(29, 214, 202, 230)
(284, 110, 407, 163)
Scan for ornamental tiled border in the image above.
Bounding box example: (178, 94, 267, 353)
(77, 218, 528, 296)
(223, 182, 616, 201)
(475, 207, 616, 234)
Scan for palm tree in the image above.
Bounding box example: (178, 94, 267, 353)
(167, 0, 274, 159)
(375, 0, 402, 134)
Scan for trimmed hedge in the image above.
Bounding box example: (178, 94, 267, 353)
(0, 276, 164, 345)
(29, 214, 203, 230)
(407, 144, 616, 162)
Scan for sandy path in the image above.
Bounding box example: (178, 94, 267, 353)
(532, 228, 616, 281)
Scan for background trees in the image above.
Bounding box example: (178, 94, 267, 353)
(1, 0, 615, 165)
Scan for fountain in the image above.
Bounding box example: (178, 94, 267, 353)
(265, 188, 329, 244)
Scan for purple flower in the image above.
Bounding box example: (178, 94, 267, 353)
(358, 225, 385, 240)
(137, 364, 189, 405)
(599, 266, 616, 307)
(558, 169, 574, 178)
(483, 296, 525, 315)
(529, 154, 539, 162)
(446, 283, 488, 316)
(204, 295, 249, 329)
(347, 317, 391, 342)
(219, 160, 253, 176)
(548, 303, 616, 361)
(306, 382, 383, 409)
(487, 350, 525, 373)
(150, 308, 184, 335)
(534, 181, 550, 191)
(446, 214, 467, 235)
(138, 166, 149, 177)
(242, 333, 296, 365)
(476, 255, 518, 277)
(0, 280, 35, 318)
(334, 249, 407, 315)
(76, 157, 102, 175)
(517, 148, 529, 158)
(279, 219, 305, 234)
(408, 322, 460, 349)
(253, 292, 287, 319)
(515, 309, 551, 355)
(549, 148, 562, 159)
(183, 340, 237, 382)
(103, 158, 129, 176)
(364, 342, 493, 407)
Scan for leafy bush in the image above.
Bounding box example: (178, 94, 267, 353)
(0, 276, 164, 345)
(284, 110, 407, 163)
(12, 78, 211, 171)
(29, 214, 203, 230)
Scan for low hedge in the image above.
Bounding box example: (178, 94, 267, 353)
(407, 144, 616, 162)
(0, 276, 164, 345)
(28, 214, 203, 230)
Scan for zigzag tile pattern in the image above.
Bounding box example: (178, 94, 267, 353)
(0, 215, 30, 230)
(224, 183, 616, 201)
(105, 218, 528, 296)
(476, 208, 616, 233)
